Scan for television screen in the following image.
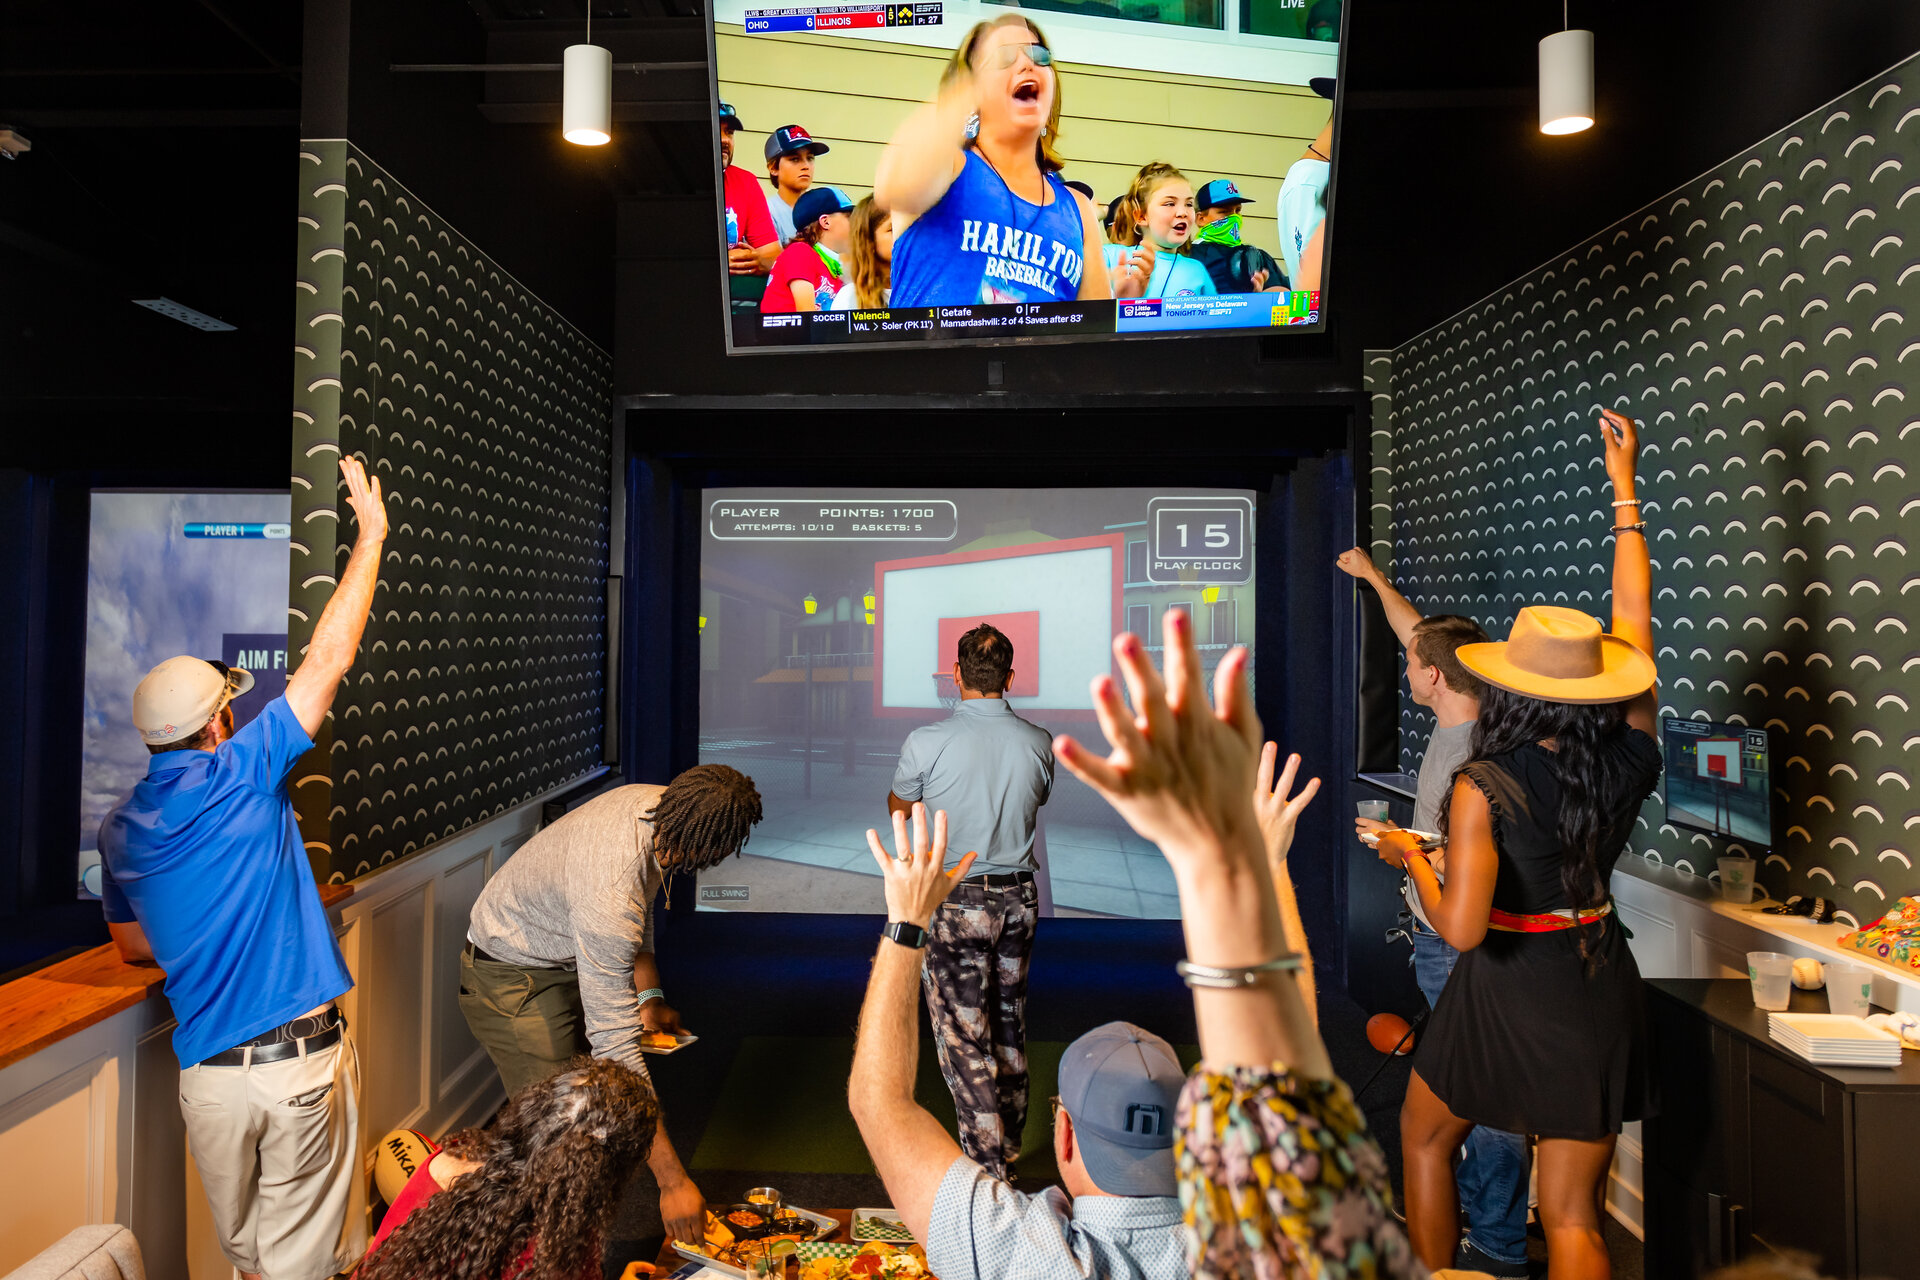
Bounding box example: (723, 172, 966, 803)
(696, 486, 1258, 916)
(77, 492, 291, 899)
(709, 0, 1342, 353)
(1661, 717, 1772, 846)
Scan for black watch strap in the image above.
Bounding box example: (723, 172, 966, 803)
(883, 920, 930, 949)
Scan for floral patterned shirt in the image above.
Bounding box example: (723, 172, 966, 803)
(1176, 1064, 1426, 1280)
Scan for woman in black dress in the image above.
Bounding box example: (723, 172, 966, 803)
(1379, 407, 1660, 1280)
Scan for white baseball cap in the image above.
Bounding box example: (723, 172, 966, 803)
(132, 656, 255, 744)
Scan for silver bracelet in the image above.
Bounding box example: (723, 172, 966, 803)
(1175, 954, 1304, 989)
(1610, 498, 1641, 507)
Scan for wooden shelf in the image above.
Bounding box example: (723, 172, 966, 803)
(0, 881, 354, 1072)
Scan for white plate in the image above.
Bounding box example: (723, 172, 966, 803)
(851, 1207, 914, 1243)
(1359, 829, 1441, 848)
(639, 1032, 700, 1056)
(669, 1244, 748, 1280)
(1769, 1013, 1900, 1044)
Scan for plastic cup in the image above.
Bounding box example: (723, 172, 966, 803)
(1747, 951, 1794, 1011)
(1357, 800, 1390, 822)
(1718, 856, 1757, 904)
(1826, 963, 1873, 1017)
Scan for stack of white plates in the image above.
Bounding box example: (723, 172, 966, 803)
(1768, 1012, 1903, 1067)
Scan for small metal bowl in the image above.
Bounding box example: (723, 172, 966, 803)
(744, 1186, 783, 1213)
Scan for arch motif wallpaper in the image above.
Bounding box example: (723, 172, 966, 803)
(290, 141, 612, 882)
(1368, 55, 1920, 927)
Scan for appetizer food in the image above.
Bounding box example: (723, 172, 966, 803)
(638, 1031, 682, 1051)
(800, 1242, 929, 1280)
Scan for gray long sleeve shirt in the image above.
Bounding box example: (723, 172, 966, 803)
(467, 783, 666, 1075)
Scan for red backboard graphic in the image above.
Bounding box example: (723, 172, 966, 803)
(935, 611, 1040, 697)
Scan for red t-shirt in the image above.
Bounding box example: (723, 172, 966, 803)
(762, 241, 844, 314)
(365, 1159, 543, 1279)
(723, 164, 778, 250)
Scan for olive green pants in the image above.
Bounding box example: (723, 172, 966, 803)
(457, 949, 588, 1097)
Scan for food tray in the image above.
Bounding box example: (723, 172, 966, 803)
(851, 1208, 913, 1243)
(638, 1032, 700, 1056)
(1358, 829, 1441, 849)
(668, 1244, 749, 1280)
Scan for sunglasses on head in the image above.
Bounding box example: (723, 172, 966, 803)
(977, 42, 1052, 71)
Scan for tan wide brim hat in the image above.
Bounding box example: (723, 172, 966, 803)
(1456, 606, 1656, 705)
(132, 656, 255, 744)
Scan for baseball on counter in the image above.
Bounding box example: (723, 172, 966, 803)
(1791, 958, 1825, 989)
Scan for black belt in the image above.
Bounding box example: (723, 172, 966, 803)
(965, 870, 1035, 888)
(464, 940, 505, 964)
(198, 1007, 343, 1068)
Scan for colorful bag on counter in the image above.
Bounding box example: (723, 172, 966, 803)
(1838, 896, 1920, 970)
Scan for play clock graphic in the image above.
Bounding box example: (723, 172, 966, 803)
(1146, 496, 1253, 584)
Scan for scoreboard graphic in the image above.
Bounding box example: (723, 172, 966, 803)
(744, 2, 942, 32)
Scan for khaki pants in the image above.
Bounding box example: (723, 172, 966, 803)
(178, 1032, 367, 1280)
(457, 949, 588, 1097)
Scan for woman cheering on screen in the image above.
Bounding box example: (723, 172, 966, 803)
(876, 15, 1114, 308)
(1380, 408, 1661, 1280)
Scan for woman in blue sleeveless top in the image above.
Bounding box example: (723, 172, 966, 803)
(877, 15, 1130, 309)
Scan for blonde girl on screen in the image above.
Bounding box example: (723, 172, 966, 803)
(1103, 162, 1217, 300)
(831, 197, 895, 310)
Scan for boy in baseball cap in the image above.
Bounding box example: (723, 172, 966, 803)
(763, 185, 856, 315)
(765, 124, 830, 245)
(1189, 178, 1285, 295)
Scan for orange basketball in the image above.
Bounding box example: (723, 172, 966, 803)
(1367, 1013, 1414, 1055)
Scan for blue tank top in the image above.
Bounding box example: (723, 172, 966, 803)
(891, 150, 1086, 308)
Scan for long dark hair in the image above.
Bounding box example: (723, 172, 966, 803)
(1440, 684, 1636, 916)
(358, 1059, 659, 1280)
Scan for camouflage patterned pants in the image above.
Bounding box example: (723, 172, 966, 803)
(921, 875, 1038, 1180)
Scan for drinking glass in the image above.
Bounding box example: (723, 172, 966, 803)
(1747, 951, 1794, 1011)
(1825, 963, 1873, 1017)
(1357, 800, 1390, 822)
(1717, 856, 1757, 904)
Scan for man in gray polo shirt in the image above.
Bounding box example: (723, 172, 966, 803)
(888, 623, 1053, 1180)
(850, 804, 1184, 1280)
(460, 764, 762, 1248)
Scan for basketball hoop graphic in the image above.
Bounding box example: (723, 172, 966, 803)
(932, 671, 961, 711)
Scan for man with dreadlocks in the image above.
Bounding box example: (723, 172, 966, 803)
(459, 764, 762, 1247)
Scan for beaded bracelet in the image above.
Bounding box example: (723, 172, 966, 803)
(1610, 498, 1642, 507)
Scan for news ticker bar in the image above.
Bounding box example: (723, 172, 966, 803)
(184, 523, 292, 539)
(744, 291, 1321, 347)
(744, 2, 942, 32)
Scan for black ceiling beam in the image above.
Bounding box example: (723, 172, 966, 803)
(0, 108, 299, 127)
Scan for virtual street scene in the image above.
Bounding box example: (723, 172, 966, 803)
(696, 487, 1257, 917)
(1662, 718, 1772, 846)
(78, 492, 292, 900)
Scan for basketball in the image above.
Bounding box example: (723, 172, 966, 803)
(373, 1127, 438, 1203)
(1367, 1013, 1415, 1055)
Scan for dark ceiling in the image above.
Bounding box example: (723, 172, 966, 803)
(5, 0, 1920, 468)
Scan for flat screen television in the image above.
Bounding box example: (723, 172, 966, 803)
(77, 491, 291, 899)
(707, 0, 1344, 353)
(1661, 716, 1772, 846)
(695, 486, 1257, 916)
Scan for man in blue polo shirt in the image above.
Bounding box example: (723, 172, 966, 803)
(98, 456, 387, 1280)
(887, 623, 1053, 1181)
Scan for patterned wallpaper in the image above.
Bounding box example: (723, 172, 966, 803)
(290, 141, 612, 882)
(1368, 55, 1920, 927)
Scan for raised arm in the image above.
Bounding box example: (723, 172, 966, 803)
(1253, 743, 1320, 1025)
(849, 805, 977, 1243)
(1600, 409, 1658, 738)
(872, 71, 973, 224)
(1336, 547, 1421, 649)
(285, 457, 387, 738)
(1055, 610, 1332, 1080)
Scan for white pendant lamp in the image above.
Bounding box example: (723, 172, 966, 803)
(563, 9, 612, 148)
(1539, 4, 1594, 136)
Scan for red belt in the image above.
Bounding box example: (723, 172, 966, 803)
(1487, 901, 1614, 933)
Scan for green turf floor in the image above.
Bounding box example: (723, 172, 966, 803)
(689, 1036, 1199, 1182)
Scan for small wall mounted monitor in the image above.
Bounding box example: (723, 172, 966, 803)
(1661, 716, 1771, 845)
(708, 0, 1344, 353)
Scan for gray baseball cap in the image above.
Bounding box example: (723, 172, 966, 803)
(1057, 1022, 1184, 1197)
(132, 656, 254, 744)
